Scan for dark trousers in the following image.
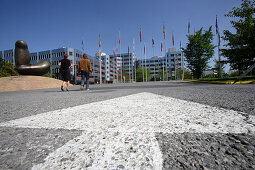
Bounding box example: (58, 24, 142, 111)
(81, 71, 90, 89)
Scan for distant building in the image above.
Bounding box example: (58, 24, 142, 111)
(137, 48, 185, 80)
(1, 49, 15, 64)
(203, 68, 217, 77)
(165, 48, 184, 79)
(95, 52, 117, 83)
(109, 53, 137, 82)
(1, 46, 185, 83)
(30, 47, 82, 81)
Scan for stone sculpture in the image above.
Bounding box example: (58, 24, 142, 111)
(15, 40, 50, 76)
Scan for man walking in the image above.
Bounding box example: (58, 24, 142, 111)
(78, 54, 92, 90)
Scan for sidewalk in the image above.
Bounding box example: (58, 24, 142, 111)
(0, 76, 66, 92)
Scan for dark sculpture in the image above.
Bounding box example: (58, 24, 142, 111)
(15, 40, 50, 76)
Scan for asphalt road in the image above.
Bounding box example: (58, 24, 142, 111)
(0, 81, 255, 169)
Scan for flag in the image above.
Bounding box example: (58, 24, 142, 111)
(163, 25, 166, 40)
(119, 30, 121, 44)
(116, 39, 118, 52)
(216, 15, 221, 46)
(188, 20, 190, 34)
(133, 38, 135, 51)
(128, 46, 130, 56)
(140, 26, 142, 42)
(99, 33, 101, 48)
(172, 32, 174, 46)
(152, 34, 154, 48)
(216, 15, 219, 35)
(161, 42, 163, 52)
(113, 49, 115, 57)
(82, 40, 84, 51)
(144, 44, 146, 54)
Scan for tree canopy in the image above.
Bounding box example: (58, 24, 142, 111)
(221, 0, 255, 74)
(183, 27, 215, 79)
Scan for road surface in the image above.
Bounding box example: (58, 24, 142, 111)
(0, 81, 254, 169)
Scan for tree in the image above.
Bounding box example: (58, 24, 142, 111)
(183, 27, 215, 79)
(221, 0, 255, 75)
(0, 58, 18, 77)
(136, 67, 144, 82)
(156, 67, 166, 81)
(184, 69, 193, 79)
(135, 67, 151, 82)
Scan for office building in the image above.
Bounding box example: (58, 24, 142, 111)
(138, 48, 185, 80)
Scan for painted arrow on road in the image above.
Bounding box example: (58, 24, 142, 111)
(0, 92, 254, 169)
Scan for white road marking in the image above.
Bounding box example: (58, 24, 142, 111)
(0, 92, 254, 169)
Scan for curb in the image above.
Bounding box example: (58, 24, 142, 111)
(186, 80, 255, 84)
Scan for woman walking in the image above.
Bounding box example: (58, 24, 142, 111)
(58, 54, 74, 91)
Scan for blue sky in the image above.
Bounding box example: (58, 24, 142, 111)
(0, 0, 241, 71)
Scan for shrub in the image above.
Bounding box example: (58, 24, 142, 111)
(0, 58, 18, 77)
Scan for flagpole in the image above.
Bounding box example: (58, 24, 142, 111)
(218, 44, 221, 78)
(133, 38, 136, 82)
(153, 46, 155, 82)
(163, 25, 167, 81)
(180, 41, 184, 81)
(113, 48, 116, 83)
(174, 53, 177, 80)
(99, 34, 102, 84)
(128, 46, 131, 83)
(140, 26, 144, 82)
(162, 42, 164, 81)
(140, 42, 144, 82)
(165, 38, 167, 81)
(188, 19, 191, 35)
(119, 30, 122, 83)
(216, 15, 222, 78)
(144, 43, 147, 82)
(115, 39, 118, 83)
(153, 34, 155, 82)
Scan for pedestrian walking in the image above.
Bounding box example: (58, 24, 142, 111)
(58, 54, 74, 91)
(78, 54, 92, 90)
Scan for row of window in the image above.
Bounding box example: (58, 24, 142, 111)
(1, 52, 14, 57)
(52, 61, 60, 66)
(31, 52, 66, 61)
(75, 53, 82, 58)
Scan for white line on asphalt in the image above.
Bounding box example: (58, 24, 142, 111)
(0, 92, 254, 169)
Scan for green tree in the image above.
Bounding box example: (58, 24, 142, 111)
(183, 27, 215, 79)
(135, 67, 151, 82)
(221, 0, 255, 75)
(0, 58, 18, 77)
(155, 67, 166, 81)
(184, 69, 193, 79)
(136, 67, 144, 82)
